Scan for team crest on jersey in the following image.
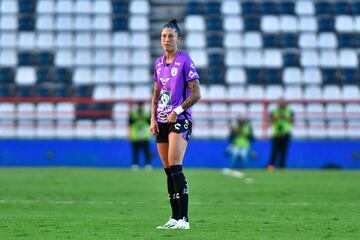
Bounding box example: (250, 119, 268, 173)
(160, 77, 170, 85)
(171, 67, 178, 76)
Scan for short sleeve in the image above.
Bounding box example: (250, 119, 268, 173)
(153, 64, 158, 82)
(183, 57, 200, 82)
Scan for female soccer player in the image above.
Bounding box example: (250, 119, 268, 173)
(150, 19, 201, 229)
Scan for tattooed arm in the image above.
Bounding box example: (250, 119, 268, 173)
(167, 79, 201, 123)
(181, 79, 201, 110)
(150, 82, 160, 134)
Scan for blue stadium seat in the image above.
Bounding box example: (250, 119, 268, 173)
(76, 103, 93, 120)
(206, 16, 222, 31)
(54, 85, 72, 97)
(243, 15, 260, 31)
(208, 68, 224, 84)
(75, 85, 93, 97)
(315, 1, 334, 15)
(185, 2, 203, 15)
(340, 69, 356, 84)
(278, 2, 295, 15)
(318, 16, 335, 32)
(356, 34, 360, 48)
(322, 68, 340, 85)
(281, 34, 298, 48)
(112, 1, 128, 14)
(0, 68, 15, 83)
(37, 52, 54, 66)
(334, 1, 352, 14)
(112, 15, 128, 31)
(283, 51, 300, 67)
(18, 15, 35, 31)
(204, 1, 220, 14)
(261, 1, 278, 14)
(37, 67, 54, 83)
(54, 68, 72, 84)
(264, 69, 282, 84)
(207, 33, 223, 48)
(263, 34, 280, 48)
(338, 34, 356, 48)
(242, 1, 260, 15)
(35, 85, 53, 97)
(246, 68, 264, 84)
(352, 2, 360, 15)
(18, 52, 35, 66)
(0, 84, 15, 97)
(19, 0, 36, 13)
(94, 103, 113, 120)
(16, 86, 34, 97)
(208, 53, 224, 66)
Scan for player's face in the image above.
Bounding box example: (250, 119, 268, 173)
(161, 27, 179, 53)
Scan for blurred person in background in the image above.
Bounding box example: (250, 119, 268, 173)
(150, 19, 201, 229)
(128, 101, 152, 170)
(267, 99, 294, 170)
(225, 117, 254, 169)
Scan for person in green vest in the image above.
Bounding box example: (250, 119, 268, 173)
(226, 117, 254, 169)
(129, 101, 152, 170)
(267, 99, 294, 170)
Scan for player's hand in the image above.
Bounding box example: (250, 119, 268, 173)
(149, 119, 159, 135)
(167, 111, 178, 123)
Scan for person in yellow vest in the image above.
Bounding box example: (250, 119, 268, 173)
(129, 101, 152, 170)
(267, 99, 294, 170)
(226, 117, 254, 169)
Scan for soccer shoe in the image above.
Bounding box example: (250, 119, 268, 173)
(171, 217, 190, 229)
(156, 218, 178, 229)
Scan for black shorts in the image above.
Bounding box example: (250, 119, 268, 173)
(156, 119, 192, 143)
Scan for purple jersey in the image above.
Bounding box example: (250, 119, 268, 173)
(153, 50, 199, 123)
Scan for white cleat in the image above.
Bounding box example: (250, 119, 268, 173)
(156, 218, 178, 229)
(171, 217, 190, 229)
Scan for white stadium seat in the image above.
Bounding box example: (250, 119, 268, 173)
(184, 15, 205, 31)
(224, 32, 242, 48)
(280, 16, 298, 32)
(16, 67, 36, 85)
(75, 0, 92, 14)
(295, 0, 315, 15)
(335, 15, 354, 33)
(36, 103, 55, 120)
(56, 103, 75, 121)
(221, 0, 241, 15)
(283, 67, 302, 84)
(243, 32, 262, 48)
(129, 0, 150, 14)
(223, 16, 243, 31)
(225, 68, 246, 84)
(261, 16, 280, 33)
(93, 85, 114, 100)
(299, 33, 317, 49)
(95, 120, 114, 139)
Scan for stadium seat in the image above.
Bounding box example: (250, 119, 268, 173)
(323, 85, 342, 100)
(130, 0, 150, 14)
(318, 16, 335, 32)
(299, 33, 317, 49)
(346, 121, 360, 139)
(130, 67, 150, 84)
(54, 85, 72, 97)
(0, 15, 17, 30)
(224, 32, 242, 48)
(315, 1, 334, 14)
(225, 50, 243, 66)
(243, 15, 260, 31)
(325, 103, 344, 121)
(260, 1, 278, 14)
(263, 49, 283, 67)
(342, 86, 360, 100)
(0, 120, 16, 138)
(113, 86, 131, 100)
(0, 103, 16, 120)
(184, 15, 205, 31)
(17, 120, 36, 139)
(94, 0, 111, 14)
(242, 1, 260, 15)
(335, 15, 354, 33)
(279, 2, 295, 15)
(132, 85, 151, 100)
(16, 67, 36, 85)
(210, 103, 228, 121)
(56, 33, 73, 48)
(227, 86, 246, 99)
(304, 86, 322, 100)
(112, 15, 128, 31)
(113, 32, 130, 47)
(188, 50, 208, 67)
(37, 52, 54, 66)
(113, 68, 130, 84)
(93, 85, 114, 100)
(75, 120, 95, 138)
(0, 67, 15, 83)
(94, 50, 112, 66)
(246, 85, 265, 100)
(0, 84, 15, 96)
(0, 0, 18, 13)
(93, 16, 111, 30)
(112, 103, 129, 122)
(94, 68, 112, 84)
(208, 68, 225, 84)
(130, 32, 150, 48)
(0, 33, 17, 48)
(36, 103, 55, 120)
(265, 85, 283, 100)
(327, 120, 346, 139)
(36, 15, 54, 31)
(95, 120, 114, 139)
(76, 30, 95, 48)
(283, 67, 302, 84)
(35, 85, 53, 98)
(307, 120, 326, 139)
(280, 16, 298, 32)
(225, 67, 246, 84)
(112, 0, 128, 14)
(207, 33, 223, 48)
(281, 34, 298, 48)
(16, 86, 34, 97)
(54, 68, 72, 84)
(301, 50, 319, 67)
(56, 103, 75, 121)
(75, 50, 93, 66)
(204, 1, 221, 14)
(283, 50, 300, 67)
(206, 16, 223, 31)
(221, 1, 241, 15)
(295, 0, 315, 15)
(303, 68, 322, 84)
(36, 120, 55, 138)
(318, 33, 337, 49)
(73, 68, 93, 85)
(37, 33, 55, 49)
(319, 51, 338, 67)
(17, 103, 36, 120)
(244, 50, 263, 67)
(322, 68, 340, 84)
(113, 50, 130, 66)
(129, 16, 149, 31)
(263, 34, 280, 48)
(246, 68, 264, 84)
(18, 32, 36, 49)
(56, 15, 73, 30)
(207, 85, 226, 100)
(37, 0, 55, 13)
(56, 0, 73, 13)
(186, 33, 206, 48)
(74, 0, 92, 13)
(55, 50, 73, 67)
(334, 1, 352, 14)
(261, 16, 280, 33)
(298, 16, 318, 32)
(284, 86, 303, 100)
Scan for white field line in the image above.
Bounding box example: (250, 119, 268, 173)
(1, 199, 358, 207)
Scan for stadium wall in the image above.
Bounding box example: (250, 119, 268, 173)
(0, 140, 359, 169)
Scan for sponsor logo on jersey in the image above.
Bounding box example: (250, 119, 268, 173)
(189, 71, 198, 78)
(156, 68, 161, 75)
(160, 77, 170, 85)
(171, 67, 178, 76)
(174, 62, 181, 66)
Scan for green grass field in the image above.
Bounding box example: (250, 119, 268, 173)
(0, 168, 359, 240)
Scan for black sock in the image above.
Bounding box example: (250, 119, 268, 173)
(164, 168, 179, 220)
(170, 165, 189, 222)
